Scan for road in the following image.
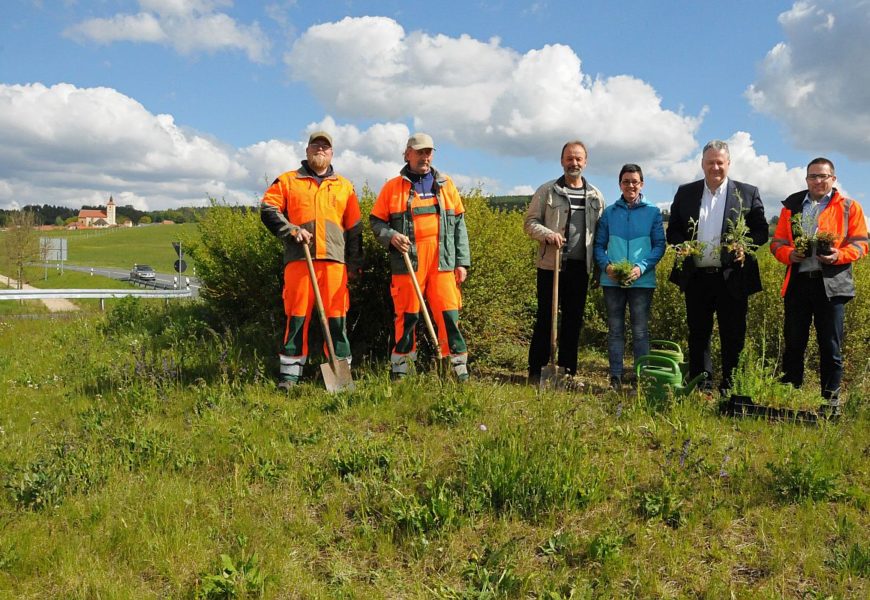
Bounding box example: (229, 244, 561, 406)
(36, 263, 202, 297)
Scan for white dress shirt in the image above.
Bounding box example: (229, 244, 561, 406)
(696, 178, 728, 268)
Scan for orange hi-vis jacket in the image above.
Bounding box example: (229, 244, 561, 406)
(261, 162, 363, 270)
(770, 189, 868, 298)
(369, 166, 470, 275)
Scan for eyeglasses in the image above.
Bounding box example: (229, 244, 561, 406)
(309, 142, 332, 150)
(806, 174, 833, 181)
(620, 180, 642, 186)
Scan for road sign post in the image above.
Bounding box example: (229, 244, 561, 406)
(172, 241, 187, 273)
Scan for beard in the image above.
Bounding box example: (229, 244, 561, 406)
(564, 167, 583, 178)
(308, 153, 330, 173)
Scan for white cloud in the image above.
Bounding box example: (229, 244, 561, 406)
(64, 0, 270, 62)
(652, 131, 807, 215)
(0, 83, 436, 211)
(0, 83, 253, 211)
(746, 0, 870, 160)
(285, 16, 703, 175)
(507, 185, 535, 195)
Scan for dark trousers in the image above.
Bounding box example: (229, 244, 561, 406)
(529, 260, 589, 377)
(684, 270, 748, 392)
(782, 271, 847, 400)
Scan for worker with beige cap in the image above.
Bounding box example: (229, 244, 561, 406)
(261, 130, 363, 389)
(370, 132, 471, 380)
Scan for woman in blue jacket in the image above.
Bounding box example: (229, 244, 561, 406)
(593, 164, 666, 390)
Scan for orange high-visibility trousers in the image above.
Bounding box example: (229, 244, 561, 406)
(279, 260, 350, 382)
(390, 236, 467, 373)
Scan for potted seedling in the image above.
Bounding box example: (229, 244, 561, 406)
(790, 214, 813, 256)
(721, 347, 837, 423)
(814, 230, 838, 256)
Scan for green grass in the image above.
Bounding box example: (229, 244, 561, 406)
(30, 223, 199, 273)
(0, 305, 867, 598)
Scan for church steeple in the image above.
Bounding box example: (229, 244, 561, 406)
(106, 195, 116, 226)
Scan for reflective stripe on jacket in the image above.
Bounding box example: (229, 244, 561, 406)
(770, 189, 869, 298)
(260, 163, 363, 269)
(369, 166, 471, 274)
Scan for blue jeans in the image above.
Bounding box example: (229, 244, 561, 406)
(603, 286, 654, 378)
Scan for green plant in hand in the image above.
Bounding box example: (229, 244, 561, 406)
(722, 189, 757, 265)
(610, 259, 634, 287)
(671, 217, 706, 270)
(791, 214, 813, 256)
(790, 214, 838, 257)
(815, 230, 838, 256)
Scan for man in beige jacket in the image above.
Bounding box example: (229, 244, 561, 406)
(524, 139, 605, 383)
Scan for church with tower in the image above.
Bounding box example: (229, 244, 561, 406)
(76, 196, 117, 228)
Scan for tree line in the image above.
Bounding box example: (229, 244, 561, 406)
(0, 204, 210, 227)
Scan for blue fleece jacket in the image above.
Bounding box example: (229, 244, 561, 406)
(593, 195, 666, 288)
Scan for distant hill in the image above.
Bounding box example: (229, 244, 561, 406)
(487, 195, 531, 211)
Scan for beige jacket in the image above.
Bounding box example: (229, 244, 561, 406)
(524, 175, 605, 272)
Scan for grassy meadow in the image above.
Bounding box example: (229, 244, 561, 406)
(33, 223, 199, 273)
(1, 211, 869, 598)
(0, 300, 868, 598)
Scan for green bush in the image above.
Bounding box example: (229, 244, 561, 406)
(186, 201, 284, 338)
(187, 196, 870, 383)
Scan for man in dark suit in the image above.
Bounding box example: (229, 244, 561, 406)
(666, 140, 768, 395)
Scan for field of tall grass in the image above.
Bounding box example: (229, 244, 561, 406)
(22, 223, 199, 274)
(1, 199, 868, 598)
(1, 303, 868, 597)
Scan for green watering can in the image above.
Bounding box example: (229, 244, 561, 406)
(649, 339, 688, 378)
(636, 354, 707, 400)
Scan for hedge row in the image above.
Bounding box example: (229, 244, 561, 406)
(188, 192, 870, 381)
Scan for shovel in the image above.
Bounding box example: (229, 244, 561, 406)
(303, 243, 354, 392)
(540, 246, 566, 390)
(402, 251, 446, 370)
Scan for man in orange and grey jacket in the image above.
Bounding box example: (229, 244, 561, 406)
(370, 133, 471, 381)
(261, 131, 363, 389)
(770, 157, 868, 406)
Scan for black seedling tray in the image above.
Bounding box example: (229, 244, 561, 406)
(719, 395, 839, 424)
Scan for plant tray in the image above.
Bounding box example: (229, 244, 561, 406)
(719, 395, 839, 424)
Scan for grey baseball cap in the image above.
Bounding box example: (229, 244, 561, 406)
(307, 130, 333, 146)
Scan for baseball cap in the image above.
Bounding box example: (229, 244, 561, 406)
(308, 131, 333, 146)
(406, 132, 435, 150)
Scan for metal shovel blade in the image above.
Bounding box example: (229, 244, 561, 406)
(539, 363, 566, 390)
(320, 357, 354, 393)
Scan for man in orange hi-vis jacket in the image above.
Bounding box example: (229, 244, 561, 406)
(261, 131, 363, 389)
(770, 157, 868, 409)
(370, 133, 471, 381)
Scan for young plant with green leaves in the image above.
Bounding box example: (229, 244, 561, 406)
(670, 217, 706, 270)
(721, 189, 758, 264)
(609, 259, 634, 287)
(790, 213, 839, 257)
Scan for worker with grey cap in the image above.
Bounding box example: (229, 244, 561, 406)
(261, 130, 363, 389)
(370, 133, 472, 380)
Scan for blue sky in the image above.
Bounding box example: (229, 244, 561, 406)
(1, 0, 868, 216)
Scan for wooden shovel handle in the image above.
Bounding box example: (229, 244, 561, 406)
(303, 243, 339, 370)
(550, 246, 561, 361)
(402, 251, 443, 359)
